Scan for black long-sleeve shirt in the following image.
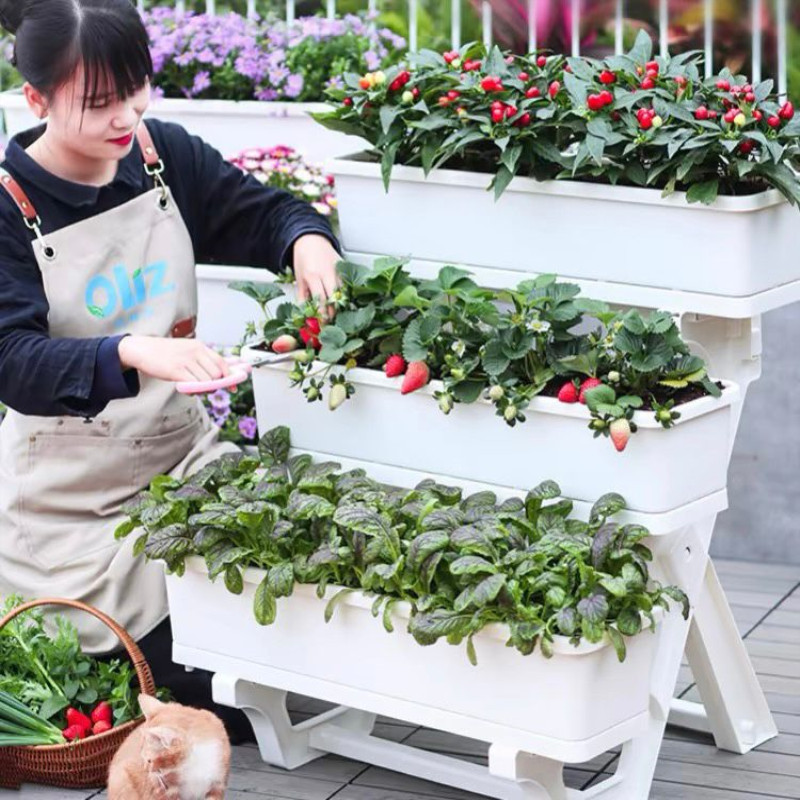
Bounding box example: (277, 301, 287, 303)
(0, 119, 338, 417)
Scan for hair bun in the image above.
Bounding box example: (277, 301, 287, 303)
(0, 0, 29, 35)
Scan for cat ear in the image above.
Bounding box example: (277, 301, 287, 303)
(143, 725, 180, 753)
(138, 693, 164, 719)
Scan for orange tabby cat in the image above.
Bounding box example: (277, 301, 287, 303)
(107, 694, 231, 800)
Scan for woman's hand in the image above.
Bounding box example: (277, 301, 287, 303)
(118, 336, 232, 383)
(292, 234, 341, 316)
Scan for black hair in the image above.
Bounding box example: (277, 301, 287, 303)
(0, 0, 153, 110)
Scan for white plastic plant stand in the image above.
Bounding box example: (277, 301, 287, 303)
(169, 458, 725, 800)
(338, 253, 781, 756)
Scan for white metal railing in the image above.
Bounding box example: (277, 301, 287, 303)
(135, 0, 789, 97)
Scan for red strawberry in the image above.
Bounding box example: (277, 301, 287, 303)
(609, 418, 631, 452)
(640, 77, 655, 90)
(299, 327, 320, 349)
(91, 701, 113, 726)
(66, 707, 92, 731)
(548, 80, 561, 98)
(599, 90, 614, 105)
(536, 55, 547, 68)
(739, 140, 755, 155)
(779, 101, 795, 120)
(92, 720, 113, 735)
(62, 724, 86, 741)
(400, 362, 429, 395)
(518, 71, 529, 81)
(525, 86, 540, 99)
(343, 97, 353, 107)
(271, 334, 298, 354)
(599, 70, 616, 85)
(694, 106, 709, 120)
(767, 115, 781, 128)
(579, 377, 602, 404)
(716, 79, 731, 91)
(384, 354, 407, 377)
(557, 381, 579, 403)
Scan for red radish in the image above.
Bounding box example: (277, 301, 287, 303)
(609, 418, 631, 452)
(92, 720, 113, 735)
(400, 362, 430, 395)
(66, 707, 92, 731)
(579, 377, 602, 404)
(62, 724, 86, 741)
(557, 382, 579, 403)
(384, 354, 406, 377)
(91, 701, 113, 726)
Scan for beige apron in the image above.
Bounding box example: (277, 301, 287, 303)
(0, 124, 237, 652)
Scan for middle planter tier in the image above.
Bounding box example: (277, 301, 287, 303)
(246, 349, 738, 514)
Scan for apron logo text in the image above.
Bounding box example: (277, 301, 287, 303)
(85, 261, 175, 329)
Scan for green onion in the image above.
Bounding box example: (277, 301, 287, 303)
(0, 690, 64, 746)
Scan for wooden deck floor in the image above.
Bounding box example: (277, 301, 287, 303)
(9, 558, 800, 800)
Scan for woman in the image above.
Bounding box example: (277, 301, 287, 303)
(0, 0, 340, 733)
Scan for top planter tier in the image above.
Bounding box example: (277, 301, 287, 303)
(0, 92, 363, 163)
(330, 154, 800, 299)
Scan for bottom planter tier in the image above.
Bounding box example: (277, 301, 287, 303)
(246, 351, 739, 514)
(167, 557, 666, 763)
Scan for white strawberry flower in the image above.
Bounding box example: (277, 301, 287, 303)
(528, 319, 551, 333)
(451, 340, 466, 357)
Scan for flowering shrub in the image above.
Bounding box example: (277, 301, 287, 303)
(233, 257, 722, 453)
(144, 9, 404, 102)
(314, 31, 800, 205)
(229, 145, 337, 223)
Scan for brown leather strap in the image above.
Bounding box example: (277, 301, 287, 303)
(0, 168, 39, 223)
(136, 121, 161, 167)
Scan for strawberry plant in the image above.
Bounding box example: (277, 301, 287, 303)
(314, 30, 800, 205)
(232, 257, 721, 451)
(117, 426, 689, 664)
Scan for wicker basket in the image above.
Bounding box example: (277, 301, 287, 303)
(0, 598, 156, 790)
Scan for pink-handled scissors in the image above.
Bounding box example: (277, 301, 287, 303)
(175, 353, 290, 395)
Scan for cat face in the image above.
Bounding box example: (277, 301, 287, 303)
(137, 695, 231, 800)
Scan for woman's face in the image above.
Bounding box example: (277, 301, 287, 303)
(25, 63, 151, 161)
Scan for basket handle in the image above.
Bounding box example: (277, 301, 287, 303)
(0, 598, 156, 698)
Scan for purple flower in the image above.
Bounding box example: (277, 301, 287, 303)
(192, 70, 211, 95)
(208, 388, 231, 412)
(238, 416, 258, 441)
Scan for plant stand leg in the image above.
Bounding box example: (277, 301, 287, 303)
(211, 673, 377, 769)
(673, 313, 777, 752)
(669, 561, 778, 753)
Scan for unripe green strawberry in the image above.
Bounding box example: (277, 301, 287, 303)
(488, 385, 504, 402)
(504, 405, 517, 422)
(402, 90, 414, 103)
(329, 383, 348, 411)
(607, 370, 621, 383)
(438, 395, 453, 414)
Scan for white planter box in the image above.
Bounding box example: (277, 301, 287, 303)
(245, 348, 738, 514)
(0, 91, 364, 163)
(167, 556, 664, 762)
(196, 265, 295, 347)
(330, 155, 800, 298)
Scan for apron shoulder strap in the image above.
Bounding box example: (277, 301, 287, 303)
(0, 167, 54, 258)
(136, 122, 161, 168)
(0, 168, 39, 225)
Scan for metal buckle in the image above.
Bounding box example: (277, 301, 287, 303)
(23, 214, 55, 260)
(145, 159, 169, 208)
